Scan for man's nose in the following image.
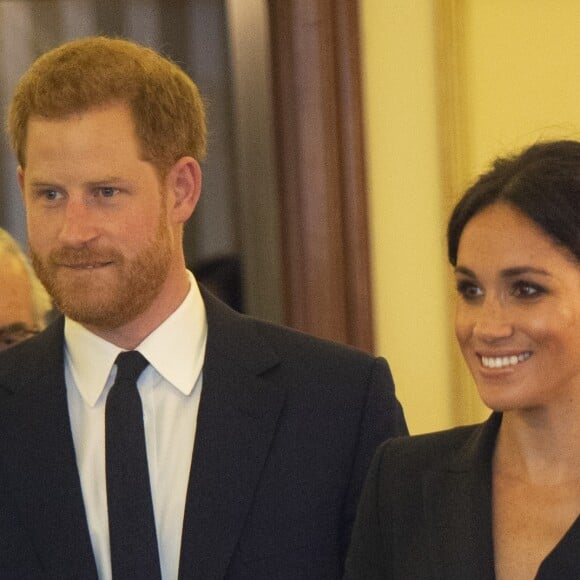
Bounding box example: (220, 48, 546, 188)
(58, 198, 99, 246)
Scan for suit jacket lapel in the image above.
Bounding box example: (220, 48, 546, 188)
(423, 414, 502, 580)
(178, 291, 285, 580)
(0, 318, 98, 579)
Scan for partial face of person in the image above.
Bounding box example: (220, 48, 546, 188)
(19, 103, 177, 331)
(0, 255, 37, 351)
(454, 203, 580, 412)
(0, 254, 35, 329)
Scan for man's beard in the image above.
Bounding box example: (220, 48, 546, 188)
(30, 219, 173, 330)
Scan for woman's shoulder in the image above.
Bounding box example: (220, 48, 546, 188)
(374, 421, 487, 474)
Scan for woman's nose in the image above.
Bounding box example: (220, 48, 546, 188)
(472, 299, 513, 341)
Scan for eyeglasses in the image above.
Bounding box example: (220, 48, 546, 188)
(0, 322, 39, 351)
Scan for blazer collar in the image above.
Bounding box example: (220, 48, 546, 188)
(198, 286, 280, 375)
(178, 289, 284, 579)
(0, 317, 98, 578)
(423, 413, 502, 579)
(449, 412, 502, 473)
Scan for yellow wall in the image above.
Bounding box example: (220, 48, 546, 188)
(465, 0, 580, 173)
(360, 1, 455, 434)
(361, 0, 580, 434)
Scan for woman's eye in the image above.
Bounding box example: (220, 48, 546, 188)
(512, 281, 545, 298)
(456, 280, 483, 300)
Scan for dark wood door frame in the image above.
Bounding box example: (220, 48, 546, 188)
(268, 0, 374, 352)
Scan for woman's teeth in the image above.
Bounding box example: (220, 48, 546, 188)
(481, 352, 531, 369)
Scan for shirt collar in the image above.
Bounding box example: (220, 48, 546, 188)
(65, 271, 207, 407)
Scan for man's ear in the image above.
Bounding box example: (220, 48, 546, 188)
(17, 166, 24, 194)
(166, 156, 202, 224)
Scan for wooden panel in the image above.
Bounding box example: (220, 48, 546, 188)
(268, 0, 374, 352)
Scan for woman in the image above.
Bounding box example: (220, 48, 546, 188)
(344, 140, 580, 579)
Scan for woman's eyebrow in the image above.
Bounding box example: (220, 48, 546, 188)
(454, 265, 476, 277)
(500, 266, 552, 278)
(454, 265, 552, 279)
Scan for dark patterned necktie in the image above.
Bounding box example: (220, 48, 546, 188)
(106, 351, 162, 579)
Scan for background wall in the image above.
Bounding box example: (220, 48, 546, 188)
(360, 1, 454, 435)
(361, 0, 580, 434)
(465, 0, 580, 177)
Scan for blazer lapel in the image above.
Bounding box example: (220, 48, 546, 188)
(423, 414, 502, 580)
(0, 319, 98, 579)
(178, 291, 285, 580)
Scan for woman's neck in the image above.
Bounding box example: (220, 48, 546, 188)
(494, 405, 580, 486)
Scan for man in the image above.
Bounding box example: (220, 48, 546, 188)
(0, 36, 407, 579)
(0, 227, 52, 350)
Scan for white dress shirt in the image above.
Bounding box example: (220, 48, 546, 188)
(65, 272, 207, 580)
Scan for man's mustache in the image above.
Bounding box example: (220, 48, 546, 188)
(48, 247, 122, 266)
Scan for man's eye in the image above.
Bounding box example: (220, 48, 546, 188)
(43, 190, 61, 201)
(99, 187, 119, 198)
(456, 280, 483, 300)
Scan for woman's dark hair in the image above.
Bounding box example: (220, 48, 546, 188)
(447, 140, 580, 265)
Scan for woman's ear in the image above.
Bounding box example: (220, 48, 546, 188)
(166, 156, 202, 224)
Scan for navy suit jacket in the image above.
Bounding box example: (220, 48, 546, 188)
(0, 290, 407, 579)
